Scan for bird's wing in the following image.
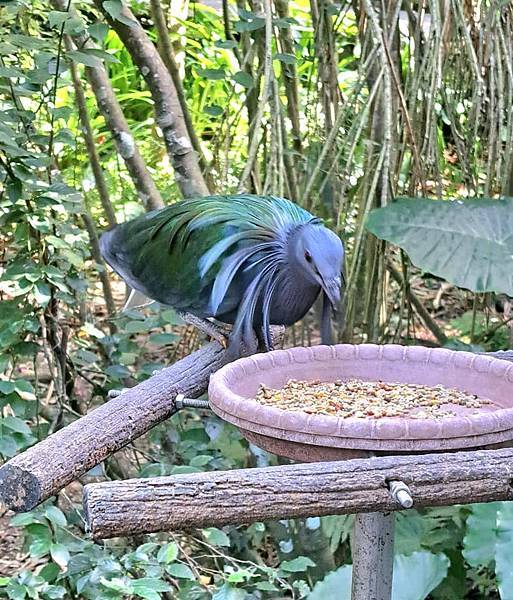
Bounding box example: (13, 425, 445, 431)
(99, 194, 314, 316)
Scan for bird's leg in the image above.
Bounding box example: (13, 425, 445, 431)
(176, 311, 231, 348)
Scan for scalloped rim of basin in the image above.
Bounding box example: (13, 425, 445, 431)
(208, 344, 513, 452)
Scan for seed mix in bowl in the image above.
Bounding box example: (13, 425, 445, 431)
(254, 379, 492, 419)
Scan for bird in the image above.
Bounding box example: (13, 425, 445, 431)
(99, 194, 345, 355)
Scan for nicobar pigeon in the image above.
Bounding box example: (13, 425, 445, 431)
(100, 194, 345, 355)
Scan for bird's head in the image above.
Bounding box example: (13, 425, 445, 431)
(292, 223, 345, 307)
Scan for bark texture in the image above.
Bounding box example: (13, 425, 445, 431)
(52, 0, 164, 210)
(84, 446, 513, 538)
(0, 328, 283, 512)
(67, 36, 117, 227)
(93, 0, 209, 198)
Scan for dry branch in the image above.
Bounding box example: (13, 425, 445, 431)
(93, 0, 209, 198)
(0, 328, 283, 512)
(84, 446, 513, 539)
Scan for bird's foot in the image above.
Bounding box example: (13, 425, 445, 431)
(176, 311, 231, 348)
(108, 388, 129, 399)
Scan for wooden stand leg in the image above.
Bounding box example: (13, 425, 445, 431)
(351, 512, 395, 600)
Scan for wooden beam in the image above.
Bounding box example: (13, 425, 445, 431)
(84, 446, 513, 539)
(0, 328, 283, 512)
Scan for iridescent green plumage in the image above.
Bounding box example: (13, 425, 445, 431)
(100, 194, 344, 351)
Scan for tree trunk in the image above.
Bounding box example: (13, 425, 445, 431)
(52, 0, 164, 210)
(66, 36, 117, 227)
(93, 0, 210, 198)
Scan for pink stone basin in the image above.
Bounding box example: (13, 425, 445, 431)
(208, 344, 513, 461)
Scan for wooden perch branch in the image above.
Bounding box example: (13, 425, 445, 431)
(84, 446, 513, 539)
(0, 328, 283, 512)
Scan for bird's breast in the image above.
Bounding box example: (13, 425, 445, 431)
(268, 277, 320, 326)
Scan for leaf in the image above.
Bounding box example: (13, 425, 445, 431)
(157, 542, 178, 564)
(132, 577, 171, 600)
(365, 197, 513, 295)
(166, 563, 195, 579)
(308, 565, 352, 600)
(50, 543, 70, 570)
(392, 552, 450, 600)
(232, 71, 253, 89)
(48, 11, 69, 28)
(215, 40, 237, 49)
(462, 502, 500, 566)
(274, 52, 297, 64)
(308, 552, 449, 600)
(2, 416, 31, 435)
(204, 105, 224, 117)
(45, 506, 67, 528)
(0, 381, 16, 394)
(234, 18, 265, 32)
(88, 22, 109, 42)
(102, 0, 137, 26)
(197, 68, 226, 80)
(34, 282, 52, 306)
(463, 502, 513, 600)
(212, 583, 248, 600)
(280, 556, 316, 572)
(148, 333, 177, 346)
(495, 503, 513, 600)
(66, 50, 102, 68)
(202, 527, 231, 547)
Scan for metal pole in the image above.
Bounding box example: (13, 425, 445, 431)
(351, 512, 395, 600)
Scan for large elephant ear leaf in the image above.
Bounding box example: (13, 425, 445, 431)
(365, 197, 513, 295)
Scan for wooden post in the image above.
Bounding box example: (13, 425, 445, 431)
(351, 513, 395, 600)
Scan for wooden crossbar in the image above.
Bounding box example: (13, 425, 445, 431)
(83, 445, 513, 539)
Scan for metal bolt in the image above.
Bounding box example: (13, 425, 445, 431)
(388, 480, 413, 509)
(174, 393, 210, 410)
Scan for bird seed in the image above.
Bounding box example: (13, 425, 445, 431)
(254, 379, 492, 419)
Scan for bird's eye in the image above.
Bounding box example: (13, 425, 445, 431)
(304, 250, 312, 263)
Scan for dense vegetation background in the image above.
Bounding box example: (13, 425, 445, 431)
(1, 0, 513, 598)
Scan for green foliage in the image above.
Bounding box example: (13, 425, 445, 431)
(1, 1, 512, 599)
(366, 197, 513, 295)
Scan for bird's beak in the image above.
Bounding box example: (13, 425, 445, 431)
(322, 275, 342, 307)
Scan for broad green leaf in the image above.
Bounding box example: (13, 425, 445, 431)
(166, 563, 195, 579)
(308, 565, 352, 600)
(202, 527, 231, 547)
(45, 506, 67, 527)
(103, 0, 137, 26)
(215, 40, 237, 49)
(365, 197, 513, 295)
(157, 542, 178, 564)
(197, 68, 226, 80)
(496, 503, 513, 600)
(2, 416, 31, 435)
(274, 52, 297, 64)
(462, 502, 500, 566)
(464, 502, 513, 599)
(88, 22, 109, 41)
(212, 583, 248, 600)
(280, 556, 316, 572)
(66, 50, 102, 68)
(204, 105, 224, 116)
(50, 543, 70, 570)
(308, 552, 449, 600)
(48, 11, 69, 28)
(232, 71, 253, 89)
(148, 333, 177, 346)
(391, 552, 450, 600)
(132, 577, 171, 599)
